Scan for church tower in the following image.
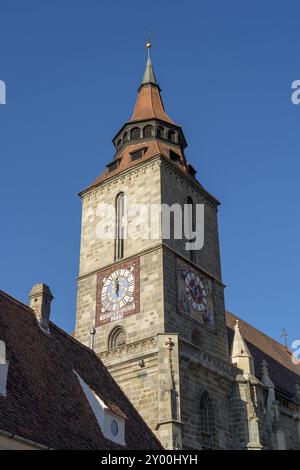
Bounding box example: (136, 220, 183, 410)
(75, 43, 237, 449)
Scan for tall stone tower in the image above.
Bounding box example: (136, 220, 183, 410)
(75, 45, 238, 449)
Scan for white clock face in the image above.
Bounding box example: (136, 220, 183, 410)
(101, 268, 135, 312)
(184, 271, 207, 312)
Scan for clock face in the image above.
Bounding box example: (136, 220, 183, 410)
(95, 257, 140, 326)
(184, 271, 207, 312)
(177, 259, 215, 328)
(101, 268, 135, 312)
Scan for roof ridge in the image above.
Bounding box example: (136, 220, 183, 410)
(226, 310, 292, 355)
(0, 289, 98, 359)
(49, 321, 98, 358)
(0, 290, 34, 314)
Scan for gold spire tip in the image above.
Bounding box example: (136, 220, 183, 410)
(146, 31, 151, 49)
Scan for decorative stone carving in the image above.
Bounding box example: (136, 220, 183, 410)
(99, 336, 158, 363)
(180, 339, 237, 380)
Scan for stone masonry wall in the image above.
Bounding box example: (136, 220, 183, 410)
(76, 158, 164, 349)
(75, 156, 238, 450)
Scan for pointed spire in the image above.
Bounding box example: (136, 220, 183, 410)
(261, 360, 275, 389)
(231, 320, 255, 376)
(261, 360, 276, 410)
(294, 383, 300, 405)
(141, 39, 157, 86)
(130, 39, 174, 124)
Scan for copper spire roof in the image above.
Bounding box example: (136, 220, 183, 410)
(141, 55, 157, 86)
(130, 47, 174, 124)
(81, 44, 194, 192)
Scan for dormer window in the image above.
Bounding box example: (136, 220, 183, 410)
(111, 419, 119, 436)
(130, 147, 147, 162)
(188, 164, 197, 178)
(107, 159, 120, 173)
(74, 371, 126, 446)
(169, 149, 180, 164)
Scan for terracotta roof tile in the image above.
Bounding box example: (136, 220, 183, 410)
(130, 84, 174, 124)
(83, 139, 188, 191)
(0, 290, 162, 450)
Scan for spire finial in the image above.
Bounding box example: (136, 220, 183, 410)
(146, 31, 151, 56)
(261, 359, 269, 375)
(141, 32, 157, 86)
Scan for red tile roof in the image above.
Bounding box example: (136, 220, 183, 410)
(130, 84, 174, 124)
(0, 290, 162, 450)
(84, 140, 188, 191)
(226, 311, 300, 399)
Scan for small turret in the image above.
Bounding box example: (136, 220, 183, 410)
(231, 320, 255, 377)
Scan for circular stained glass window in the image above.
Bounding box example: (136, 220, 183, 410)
(111, 419, 119, 437)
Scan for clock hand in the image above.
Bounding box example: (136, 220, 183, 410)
(115, 277, 120, 297)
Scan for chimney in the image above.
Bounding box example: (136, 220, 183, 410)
(29, 283, 53, 331)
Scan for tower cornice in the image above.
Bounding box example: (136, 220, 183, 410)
(79, 153, 220, 207)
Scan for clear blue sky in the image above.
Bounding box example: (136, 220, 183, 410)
(1, 0, 299, 346)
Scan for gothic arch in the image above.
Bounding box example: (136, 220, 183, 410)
(186, 196, 196, 263)
(143, 125, 153, 138)
(115, 192, 125, 260)
(157, 125, 164, 139)
(199, 391, 215, 449)
(168, 129, 177, 143)
(108, 326, 126, 349)
(191, 328, 202, 347)
(130, 127, 141, 140)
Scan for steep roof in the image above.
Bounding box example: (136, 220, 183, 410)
(130, 83, 174, 124)
(0, 290, 162, 450)
(226, 311, 300, 399)
(130, 49, 174, 124)
(80, 47, 191, 193)
(85, 141, 187, 191)
(141, 54, 157, 86)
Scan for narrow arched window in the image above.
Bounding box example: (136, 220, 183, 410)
(157, 126, 164, 139)
(108, 326, 126, 349)
(191, 328, 202, 347)
(187, 196, 196, 263)
(143, 125, 153, 138)
(168, 130, 177, 143)
(199, 392, 214, 449)
(131, 127, 141, 140)
(122, 132, 127, 144)
(115, 192, 125, 260)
